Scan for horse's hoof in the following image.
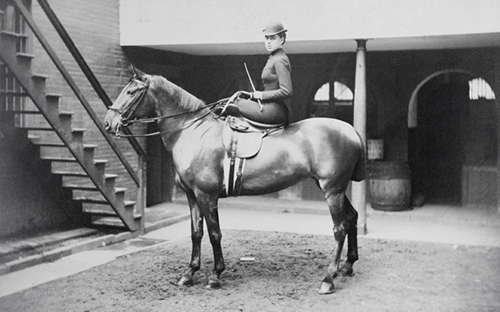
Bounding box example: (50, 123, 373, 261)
(340, 263, 354, 276)
(318, 275, 335, 295)
(206, 276, 221, 289)
(341, 268, 354, 276)
(318, 281, 335, 295)
(206, 283, 221, 289)
(177, 276, 193, 287)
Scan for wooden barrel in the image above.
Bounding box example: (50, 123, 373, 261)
(368, 161, 411, 211)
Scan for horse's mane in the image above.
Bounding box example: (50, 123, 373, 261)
(151, 75, 205, 111)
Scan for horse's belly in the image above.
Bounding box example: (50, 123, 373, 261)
(238, 144, 312, 195)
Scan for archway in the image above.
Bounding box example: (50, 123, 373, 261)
(408, 71, 497, 206)
(308, 81, 354, 123)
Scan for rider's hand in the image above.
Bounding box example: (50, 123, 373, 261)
(251, 91, 263, 100)
(238, 91, 252, 99)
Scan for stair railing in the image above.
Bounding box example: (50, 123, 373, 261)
(10, 0, 146, 231)
(36, 0, 147, 159)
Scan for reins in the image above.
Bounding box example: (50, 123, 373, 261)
(112, 78, 228, 138)
(123, 99, 224, 126)
(116, 101, 224, 138)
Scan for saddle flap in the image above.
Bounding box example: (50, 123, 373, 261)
(223, 117, 264, 158)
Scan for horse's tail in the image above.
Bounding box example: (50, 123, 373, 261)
(351, 131, 366, 182)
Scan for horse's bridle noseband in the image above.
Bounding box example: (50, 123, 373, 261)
(109, 76, 150, 127)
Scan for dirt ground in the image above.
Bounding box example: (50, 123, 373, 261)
(1, 229, 499, 312)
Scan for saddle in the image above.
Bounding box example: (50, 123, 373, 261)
(221, 115, 284, 197)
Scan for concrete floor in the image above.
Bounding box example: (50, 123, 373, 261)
(1, 196, 499, 298)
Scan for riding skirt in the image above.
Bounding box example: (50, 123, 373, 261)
(235, 98, 288, 125)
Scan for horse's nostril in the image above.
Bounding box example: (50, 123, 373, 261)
(104, 121, 110, 131)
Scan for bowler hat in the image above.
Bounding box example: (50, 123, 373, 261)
(262, 21, 287, 36)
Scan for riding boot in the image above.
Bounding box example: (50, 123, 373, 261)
(221, 104, 242, 117)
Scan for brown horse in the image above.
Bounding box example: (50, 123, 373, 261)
(104, 66, 366, 294)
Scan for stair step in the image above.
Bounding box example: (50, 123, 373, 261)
(92, 214, 142, 227)
(52, 170, 88, 177)
(32, 73, 49, 79)
(41, 156, 77, 162)
(33, 141, 66, 147)
(83, 144, 98, 149)
(64, 184, 98, 191)
(33, 141, 94, 149)
(74, 197, 108, 205)
(59, 111, 75, 118)
(46, 93, 62, 99)
(83, 208, 117, 217)
(42, 155, 108, 165)
(1, 30, 28, 38)
(16, 52, 35, 58)
(21, 126, 55, 131)
(75, 197, 135, 207)
(1, 109, 43, 114)
(64, 183, 127, 194)
(92, 217, 127, 228)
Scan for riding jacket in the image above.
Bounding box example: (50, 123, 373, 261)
(260, 48, 293, 118)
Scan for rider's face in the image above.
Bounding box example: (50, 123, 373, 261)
(264, 35, 283, 53)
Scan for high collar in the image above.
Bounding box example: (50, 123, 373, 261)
(270, 48, 284, 57)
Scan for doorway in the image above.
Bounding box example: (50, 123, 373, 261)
(409, 72, 497, 206)
(146, 123, 175, 206)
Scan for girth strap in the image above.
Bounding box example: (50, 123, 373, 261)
(224, 156, 246, 197)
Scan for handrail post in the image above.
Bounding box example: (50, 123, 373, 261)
(137, 155, 146, 233)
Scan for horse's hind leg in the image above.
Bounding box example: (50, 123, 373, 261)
(318, 190, 351, 295)
(178, 190, 204, 286)
(339, 196, 359, 276)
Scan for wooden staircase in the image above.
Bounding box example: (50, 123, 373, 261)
(0, 5, 143, 231)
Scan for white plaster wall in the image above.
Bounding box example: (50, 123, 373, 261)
(120, 0, 500, 46)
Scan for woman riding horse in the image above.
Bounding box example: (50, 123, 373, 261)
(231, 21, 292, 125)
(104, 65, 365, 295)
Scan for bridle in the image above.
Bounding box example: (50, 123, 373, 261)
(109, 76, 150, 126)
(109, 76, 226, 138)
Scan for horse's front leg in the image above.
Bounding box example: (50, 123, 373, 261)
(319, 192, 347, 295)
(196, 192, 225, 289)
(178, 190, 204, 286)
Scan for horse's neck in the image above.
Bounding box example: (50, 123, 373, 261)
(161, 114, 222, 153)
(154, 77, 204, 113)
(153, 77, 220, 150)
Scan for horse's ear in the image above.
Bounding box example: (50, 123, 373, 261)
(129, 64, 147, 80)
(129, 64, 137, 76)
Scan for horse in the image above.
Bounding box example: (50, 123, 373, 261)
(104, 66, 366, 295)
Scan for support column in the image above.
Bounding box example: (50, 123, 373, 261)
(495, 48, 500, 214)
(352, 39, 368, 235)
